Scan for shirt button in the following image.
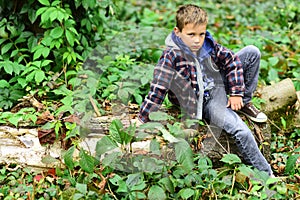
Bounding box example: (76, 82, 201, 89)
(194, 74, 197, 77)
(192, 113, 195, 116)
(193, 88, 196, 91)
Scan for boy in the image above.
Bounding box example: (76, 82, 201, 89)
(137, 4, 273, 176)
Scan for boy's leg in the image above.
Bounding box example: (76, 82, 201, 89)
(235, 45, 267, 122)
(203, 87, 273, 175)
(235, 45, 260, 104)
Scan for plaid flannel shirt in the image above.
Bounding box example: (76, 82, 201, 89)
(138, 31, 244, 123)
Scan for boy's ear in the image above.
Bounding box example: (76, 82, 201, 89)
(174, 27, 180, 35)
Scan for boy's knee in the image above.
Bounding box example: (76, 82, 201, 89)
(246, 45, 261, 58)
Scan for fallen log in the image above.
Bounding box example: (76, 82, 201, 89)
(259, 78, 297, 119)
(1, 78, 298, 170)
(292, 91, 300, 127)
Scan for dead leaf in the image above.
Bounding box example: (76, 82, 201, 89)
(38, 128, 56, 145)
(36, 110, 54, 125)
(236, 172, 247, 184)
(63, 114, 81, 124)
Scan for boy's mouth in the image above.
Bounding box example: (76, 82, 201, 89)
(192, 46, 201, 50)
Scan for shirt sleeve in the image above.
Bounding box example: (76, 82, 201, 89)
(213, 42, 245, 96)
(138, 51, 175, 123)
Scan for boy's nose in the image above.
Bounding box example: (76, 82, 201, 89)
(194, 36, 201, 43)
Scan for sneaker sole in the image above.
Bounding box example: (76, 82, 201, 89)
(238, 111, 268, 123)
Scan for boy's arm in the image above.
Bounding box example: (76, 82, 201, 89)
(215, 43, 245, 97)
(213, 42, 245, 96)
(213, 43, 245, 110)
(138, 53, 175, 123)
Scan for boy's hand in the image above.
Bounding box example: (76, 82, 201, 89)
(227, 96, 244, 111)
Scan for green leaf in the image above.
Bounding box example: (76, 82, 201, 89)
(268, 57, 279, 67)
(36, 7, 48, 17)
(260, 59, 268, 70)
(0, 27, 8, 38)
(50, 27, 64, 39)
(4, 61, 13, 75)
(109, 119, 123, 144)
(41, 155, 59, 164)
(64, 146, 75, 170)
(159, 127, 179, 143)
(139, 122, 164, 130)
(149, 111, 172, 121)
(285, 154, 300, 174)
(280, 117, 287, 129)
(79, 149, 95, 173)
(33, 47, 43, 60)
(10, 49, 19, 57)
(131, 182, 146, 191)
(66, 29, 74, 46)
(101, 151, 122, 167)
(0, 80, 10, 88)
(60, 95, 73, 105)
(35, 70, 45, 84)
(28, 8, 37, 23)
(75, 182, 87, 195)
(41, 47, 50, 58)
(238, 165, 254, 177)
(13, 63, 25, 75)
(175, 139, 194, 172)
(133, 93, 143, 105)
(178, 188, 194, 199)
(38, 0, 50, 6)
(126, 173, 145, 190)
(8, 115, 21, 127)
(41, 59, 52, 67)
(267, 68, 279, 83)
(95, 136, 118, 156)
(158, 177, 174, 193)
(0, 38, 7, 46)
(51, 0, 62, 7)
(108, 74, 119, 82)
(1, 43, 13, 55)
(40, 9, 51, 24)
(116, 180, 128, 193)
(150, 138, 161, 155)
(50, 9, 60, 22)
(294, 147, 300, 153)
(27, 36, 38, 51)
(57, 10, 66, 22)
(148, 185, 166, 200)
(221, 154, 242, 165)
(73, 193, 84, 200)
(26, 71, 35, 82)
(109, 174, 123, 186)
(266, 177, 281, 185)
(27, 114, 37, 124)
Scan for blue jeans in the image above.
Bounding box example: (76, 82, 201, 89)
(203, 45, 272, 175)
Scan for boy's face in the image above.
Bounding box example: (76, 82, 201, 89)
(174, 23, 207, 55)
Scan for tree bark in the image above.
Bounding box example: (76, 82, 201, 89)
(260, 78, 297, 116)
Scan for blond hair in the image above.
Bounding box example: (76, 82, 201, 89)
(176, 4, 208, 31)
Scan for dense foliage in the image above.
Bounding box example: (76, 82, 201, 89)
(0, 0, 299, 199)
